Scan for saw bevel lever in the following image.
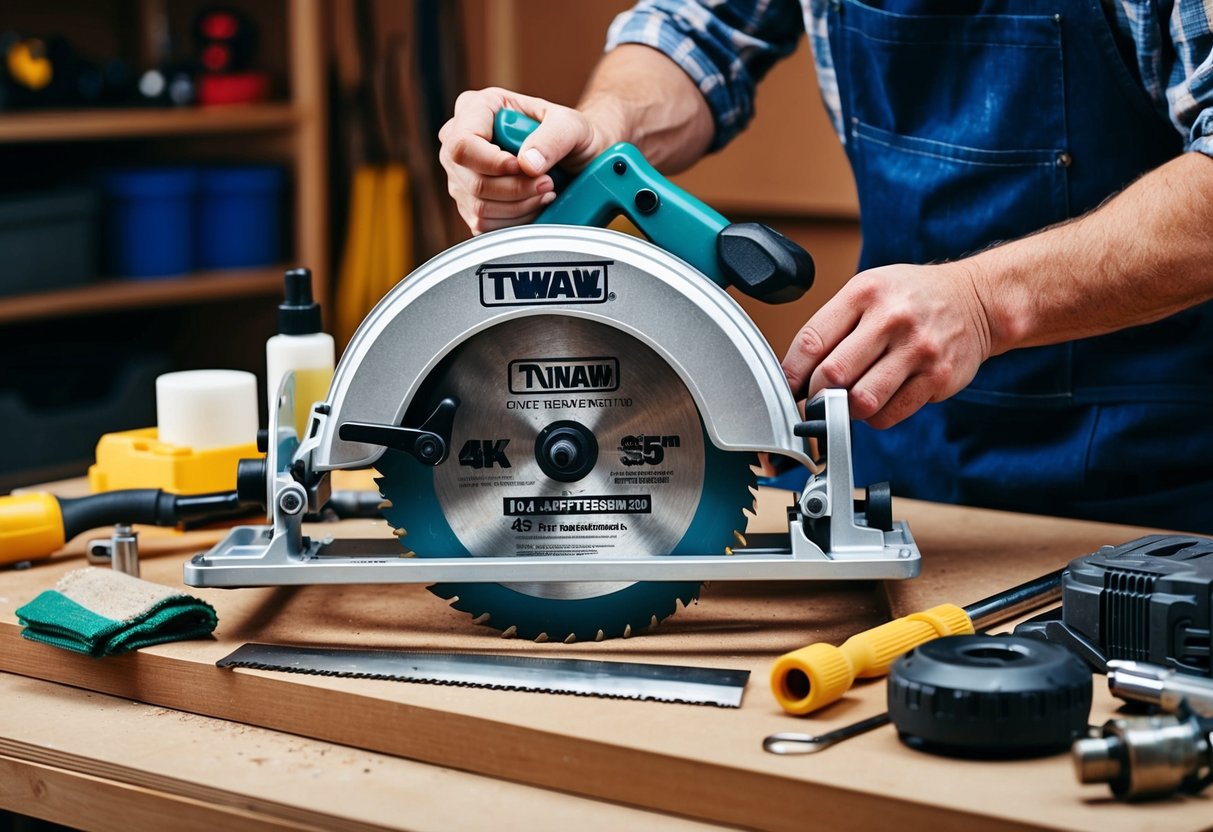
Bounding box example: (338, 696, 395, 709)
(338, 396, 460, 465)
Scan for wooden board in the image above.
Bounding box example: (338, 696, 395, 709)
(0, 675, 717, 832)
(0, 490, 1205, 831)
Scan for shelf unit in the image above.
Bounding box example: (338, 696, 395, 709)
(0, 265, 287, 325)
(0, 1, 326, 321)
(0, 102, 301, 143)
(0, 0, 327, 489)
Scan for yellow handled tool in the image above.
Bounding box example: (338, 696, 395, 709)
(0, 489, 244, 566)
(770, 568, 1064, 715)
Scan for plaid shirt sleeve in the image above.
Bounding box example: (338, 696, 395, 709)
(1106, 0, 1213, 157)
(1166, 0, 1213, 156)
(605, 0, 807, 151)
(605, 2, 1213, 157)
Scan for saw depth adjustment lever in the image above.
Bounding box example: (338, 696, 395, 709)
(494, 109, 814, 303)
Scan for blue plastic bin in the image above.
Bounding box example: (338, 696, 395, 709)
(195, 165, 285, 269)
(98, 167, 197, 279)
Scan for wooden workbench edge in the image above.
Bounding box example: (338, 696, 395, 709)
(0, 625, 1051, 832)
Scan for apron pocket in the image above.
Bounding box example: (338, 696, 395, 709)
(851, 121, 1069, 265)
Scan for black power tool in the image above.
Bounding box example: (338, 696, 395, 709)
(1015, 534, 1213, 676)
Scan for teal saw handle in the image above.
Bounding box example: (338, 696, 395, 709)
(493, 109, 814, 302)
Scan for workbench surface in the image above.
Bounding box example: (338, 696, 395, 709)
(1, 489, 1208, 832)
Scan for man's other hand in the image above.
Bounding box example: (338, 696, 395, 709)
(782, 262, 994, 428)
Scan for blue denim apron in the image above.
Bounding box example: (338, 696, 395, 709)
(825, 0, 1213, 532)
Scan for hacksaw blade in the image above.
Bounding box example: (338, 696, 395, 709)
(218, 643, 750, 707)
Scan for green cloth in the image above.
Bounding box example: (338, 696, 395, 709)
(15, 567, 218, 657)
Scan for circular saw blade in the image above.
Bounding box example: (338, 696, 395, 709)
(377, 315, 755, 641)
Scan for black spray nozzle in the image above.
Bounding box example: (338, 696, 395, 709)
(278, 267, 322, 335)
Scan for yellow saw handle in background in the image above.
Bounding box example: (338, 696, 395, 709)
(771, 604, 973, 715)
(378, 162, 411, 300)
(770, 567, 1065, 715)
(336, 166, 379, 344)
(0, 492, 66, 565)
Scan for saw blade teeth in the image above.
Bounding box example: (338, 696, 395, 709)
(392, 527, 408, 538)
(725, 546, 734, 556)
(471, 612, 491, 625)
(563, 633, 577, 644)
(501, 625, 518, 639)
(595, 629, 605, 642)
(623, 624, 632, 639)
(534, 632, 549, 643)
(733, 530, 748, 548)
(650, 614, 659, 629)
(378, 499, 393, 510)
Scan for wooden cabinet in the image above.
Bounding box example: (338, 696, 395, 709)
(0, 0, 326, 488)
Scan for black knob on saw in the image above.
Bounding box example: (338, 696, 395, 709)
(717, 222, 814, 304)
(859, 481, 893, 532)
(338, 397, 459, 466)
(888, 635, 1092, 759)
(535, 421, 598, 483)
(236, 457, 269, 509)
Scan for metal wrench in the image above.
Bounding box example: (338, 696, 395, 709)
(763, 712, 892, 754)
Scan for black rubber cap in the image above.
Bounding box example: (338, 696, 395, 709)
(888, 635, 1092, 758)
(236, 457, 269, 508)
(717, 222, 814, 304)
(862, 481, 893, 532)
(278, 267, 323, 335)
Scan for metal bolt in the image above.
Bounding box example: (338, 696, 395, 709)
(111, 524, 140, 577)
(416, 437, 440, 463)
(806, 496, 826, 515)
(278, 490, 304, 515)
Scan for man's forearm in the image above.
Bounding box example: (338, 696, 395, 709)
(577, 44, 715, 174)
(966, 151, 1213, 355)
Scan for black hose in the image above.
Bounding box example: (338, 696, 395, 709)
(57, 489, 242, 540)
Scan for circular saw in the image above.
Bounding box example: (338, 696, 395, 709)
(376, 313, 757, 642)
(185, 111, 922, 639)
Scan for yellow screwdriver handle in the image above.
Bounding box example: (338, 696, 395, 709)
(770, 603, 975, 715)
(0, 492, 66, 565)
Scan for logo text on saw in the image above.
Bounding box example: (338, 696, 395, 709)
(478, 260, 612, 306)
(509, 357, 620, 394)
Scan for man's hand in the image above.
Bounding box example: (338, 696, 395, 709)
(438, 87, 612, 235)
(438, 46, 715, 236)
(782, 262, 994, 428)
(782, 154, 1213, 429)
